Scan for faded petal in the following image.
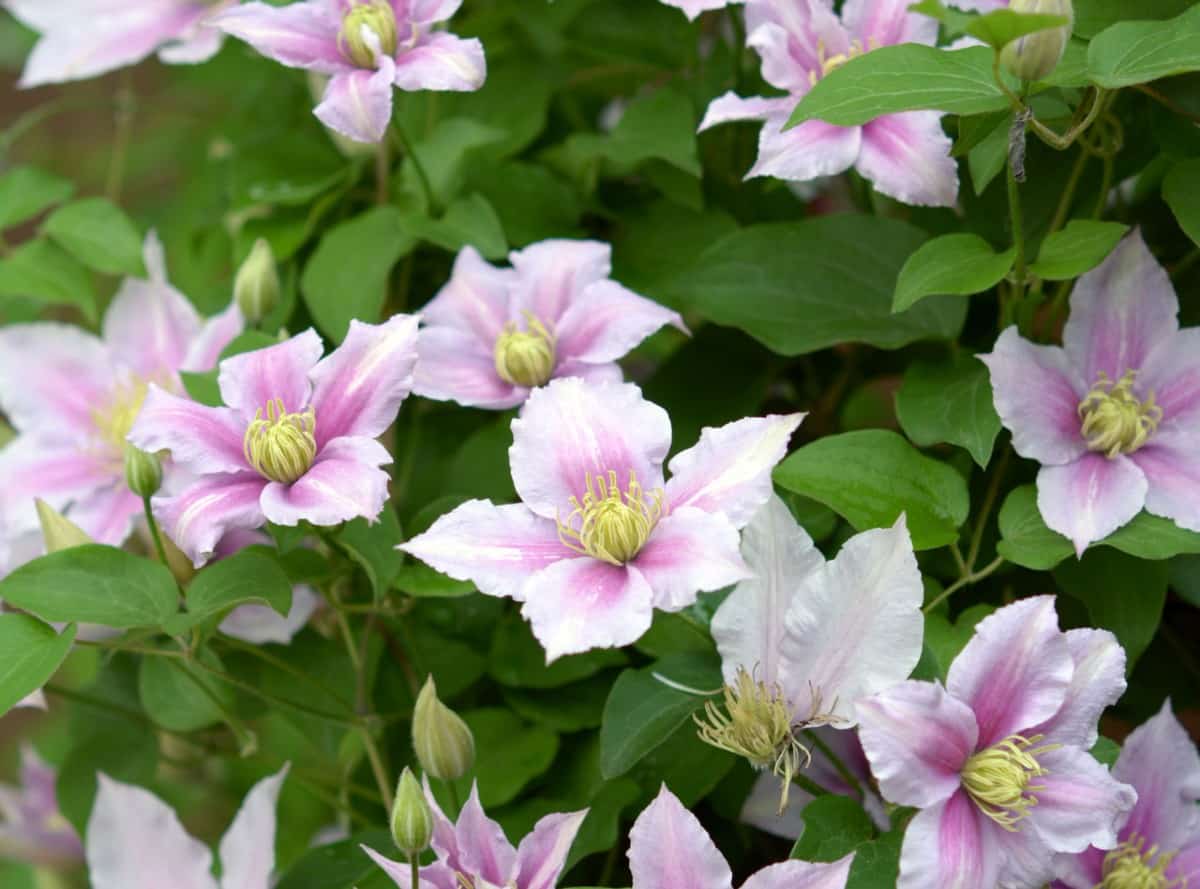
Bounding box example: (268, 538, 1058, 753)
(213, 1, 345, 74)
(1030, 747, 1137, 853)
(316, 58, 398, 144)
(420, 246, 515, 346)
(698, 92, 792, 131)
(182, 302, 246, 373)
(218, 328, 324, 420)
(414, 327, 524, 410)
(632, 507, 750, 612)
(748, 117, 861, 184)
(555, 280, 686, 367)
(665, 413, 803, 528)
(509, 240, 613, 328)
(259, 436, 391, 527)
(855, 111, 958, 208)
(896, 791, 999, 889)
(842, 0, 939, 46)
(155, 473, 268, 567)
(218, 765, 290, 889)
(394, 32, 486, 92)
(739, 856, 855, 889)
(946, 595, 1073, 749)
(128, 384, 249, 476)
(513, 810, 588, 889)
(627, 785, 733, 889)
(1033, 628, 1126, 749)
(1036, 455, 1148, 556)
(1130, 437, 1200, 534)
(219, 585, 321, 645)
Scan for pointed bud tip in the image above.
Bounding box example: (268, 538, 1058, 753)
(412, 675, 475, 781)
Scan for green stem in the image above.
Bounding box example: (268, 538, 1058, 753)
(391, 121, 437, 214)
(923, 556, 1006, 614)
(1006, 160, 1027, 306)
(410, 856, 420, 889)
(106, 71, 136, 203)
(443, 777, 462, 816)
(791, 771, 830, 799)
(169, 657, 257, 756)
(142, 495, 170, 568)
(803, 729, 866, 801)
(187, 655, 362, 725)
(966, 447, 1010, 572)
(362, 725, 394, 811)
(1047, 149, 1089, 237)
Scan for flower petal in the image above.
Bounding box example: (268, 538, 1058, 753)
(316, 58, 398, 144)
(159, 21, 225, 65)
(510, 378, 671, 519)
(218, 328, 323, 420)
(748, 117, 861, 183)
(555, 280, 686, 366)
(399, 500, 573, 601)
(394, 32, 486, 92)
(0, 435, 115, 531)
(212, 1, 345, 74)
(0, 323, 115, 438)
(67, 482, 142, 547)
(1036, 455, 1148, 557)
(1130, 437, 1200, 534)
(182, 302, 245, 373)
(855, 111, 958, 207)
(509, 240, 613, 329)
(420, 246, 515, 346)
(628, 785, 733, 889)
(1168, 845, 1200, 886)
(1063, 230, 1180, 385)
(1140, 327, 1200, 434)
(698, 93, 793, 131)
(780, 515, 924, 724)
(745, 8, 847, 93)
(897, 791, 999, 889)
(309, 314, 419, 447)
(513, 810, 588, 889)
(633, 507, 750, 612)
(85, 774, 218, 889)
(455, 784, 518, 886)
(661, 0, 736, 20)
(414, 326, 525, 409)
(1032, 628, 1126, 749)
(259, 436, 391, 528)
(842, 0, 939, 46)
(979, 327, 1087, 466)
(219, 585, 321, 645)
(128, 384, 250, 476)
(1030, 746, 1137, 854)
(155, 473, 269, 567)
(665, 413, 803, 528)
(218, 765, 290, 889)
(520, 558, 654, 661)
(739, 856, 855, 889)
(362, 846, 412, 888)
(857, 681, 979, 808)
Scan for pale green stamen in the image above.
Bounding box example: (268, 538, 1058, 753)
(961, 734, 1058, 830)
(1100, 836, 1181, 889)
(243, 398, 317, 484)
(555, 469, 664, 565)
(338, 0, 399, 68)
(494, 314, 556, 388)
(1078, 369, 1162, 459)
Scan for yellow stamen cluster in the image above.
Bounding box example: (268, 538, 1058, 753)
(960, 734, 1058, 830)
(808, 37, 878, 86)
(243, 398, 318, 484)
(556, 469, 664, 565)
(91, 378, 149, 458)
(1078, 370, 1162, 459)
(338, 0, 398, 68)
(1100, 837, 1181, 889)
(494, 314, 556, 388)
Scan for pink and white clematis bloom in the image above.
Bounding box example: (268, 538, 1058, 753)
(364, 782, 587, 889)
(704, 495, 923, 808)
(86, 765, 288, 889)
(214, 0, 486, 144)
(1053, 700, 1200, 889)
(0, 232, 243, 575)
(0, 747, 83, 869)
(857, 596, 1136, 889)
(414, 242, 686, 410)
(660, 0, 739, 20)
(980, 231, 1200, 555)
(3, 0, 234, 88)
(629, 785, 854, 889)
(699, 0, 958, 206)
(401, 378, 802, 660)
(128, 315, 419, 567)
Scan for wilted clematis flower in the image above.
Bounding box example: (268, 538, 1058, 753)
(980, 231, 1200, 555)
(3, 0, 234, 88)
(414, 242, 686, 410)
(0, 232, 243, 575)
(0, 747, 82, 868)
(629, 785, 854, 889)
(364, 781, 587, 889)
(214, 0, 486, 144)
(660, 0, 739, 19)
(401, 377, 802, 660)
(1054, 700, 1200, 889)
(128, 316, 419, 566)
(212, 529, 322, 645)
(702, 495, 923, 809)
(86, 765, 288, 888)
(699, 0, 958, 206)
(857, 596, 1136, 889)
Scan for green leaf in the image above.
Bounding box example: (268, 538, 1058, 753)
(669, 216, 965, 356)
(1087, 5, 1200, 88)
(274, 830, 392, 889)
(452, 708, 559, 808)
(1029, 220, 1129, 280)
(138, 650, 235, 732)
(966, 115, 1010, 196)
(394, 562, 475, 598)
(0, 238, 96, 320)
(1091, 736, 1121, 767)
(1055, 549, 1168, 669)
(0, 545, 179, 629)
(1075, 0, 1193, 39)
(301, 207, 414, 342)
(401, 118, 509, 209)
(337, 508, 404, 599)
(1164, 158, 1200, 247)
(787, 45, 1007, 128)
(502, 673, 613, 732)
(790, 797, 875, 862)
(0, 615, 76, 714)
(965, 9, 1070, 50)
(896, 354, 1002, 468)
(922, 605, 995, 680)
(603, 87, 700, 177)
(220, 330, 281, 359)
(893, 233, 1015, 312)
(180, 369, 222, 406)
(774, 430, 970, 550)
(490, 615, 628, 689)
(845, 827, 903, 889)
(0, 166, 74, 229)
(42, 197, 144, 276)
(398, 192, 508, 260)
(171, 547, 292, 634)
(600, 653, 721, 779)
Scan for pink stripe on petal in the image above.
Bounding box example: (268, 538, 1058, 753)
(413, 327, 525, 409)
(212, 1, 345, 74)
(315, 60, 397, 144)
(0, 436, 115, 530)
(420, 246, 515, 347)
(509, 241, 613, 329)
(627, 785, 734, 889)
(633, 507, 750, 612)
(855, 111, 958, 208)
(1141, 328, 1200, 433)
(155, 473, 268, 567)
(182, 302, 245, 373)
(394, 32, 486, 92)
(842, 0, 939, 48)
(897, 791, 999, 889)
(1029, 747, 1137, 854)
(128, 384, 249, 476)
(748, 117, 861, 183)
(513, 810, 588, 889)
(746, 3, 849, 93)
(1168, 845, 1200, 885)
(1036, 454, 1148, 557)
(218, 329, 324, 420)
(739, 856, 855, 889)
(455, 784, 518, 887)
(1131, 437, 1200, 534)
(555, 280, 686, 367)
(259, 436, 391, 528)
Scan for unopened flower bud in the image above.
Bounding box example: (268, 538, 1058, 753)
(390, 767, 434, 856)
(412, 676, 475, 781)
(1001, 0, 1073, 82)
(124, 444, 162, 498)
(35, 498, 93, 553)
(234, 238, 280, 325)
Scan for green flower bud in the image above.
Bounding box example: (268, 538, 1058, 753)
(390, 767, 434, 856)
(234, 238, 281, 325)
(124, 444, 163, 498)
(34, 498, 92, 552)
(412, 676, 475, 781)
(1001, 0, 1073, 82)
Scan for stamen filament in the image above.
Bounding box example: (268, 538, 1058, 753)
(555, 469, 665, 565)
(243, 397, 318, 484)
(1078, 369, 1162, 458)
(960, 734, 1059, 831)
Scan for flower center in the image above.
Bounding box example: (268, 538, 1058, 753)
(1100, 837, 1180, 889)
(555, 469, 665, 565)
(1078, 369, 1162, 458)
(91, 378, 149, 457)
(808, 37, 877, 86)
(338, 0, 399, 68)
(494, 315, 556, 388)
(960, 734, 1058, 830)
(243, 398, 318, 484)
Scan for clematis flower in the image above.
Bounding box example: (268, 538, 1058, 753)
(699, 0, 958, 206)
(214, 0, 486, 144)
(980, 231, 1200, 555)
(86, 765, 288, 888)
(1054, 700, 1200, 889)
(628, 785, 854, 889)
(363, 782, 587, 889)
(660, 0, 739, 20)
(128, 315, 420, 567)
(0, 747, 82, 868)
(213, 529, 322, 645)
(857, 596, 1137, 889)
(703, 495, 923, 809)
(414, 242, 686, 410)
(3, 0, 234, 87)
(401, 377, 802, 660)
(0, 232, 243, 575)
